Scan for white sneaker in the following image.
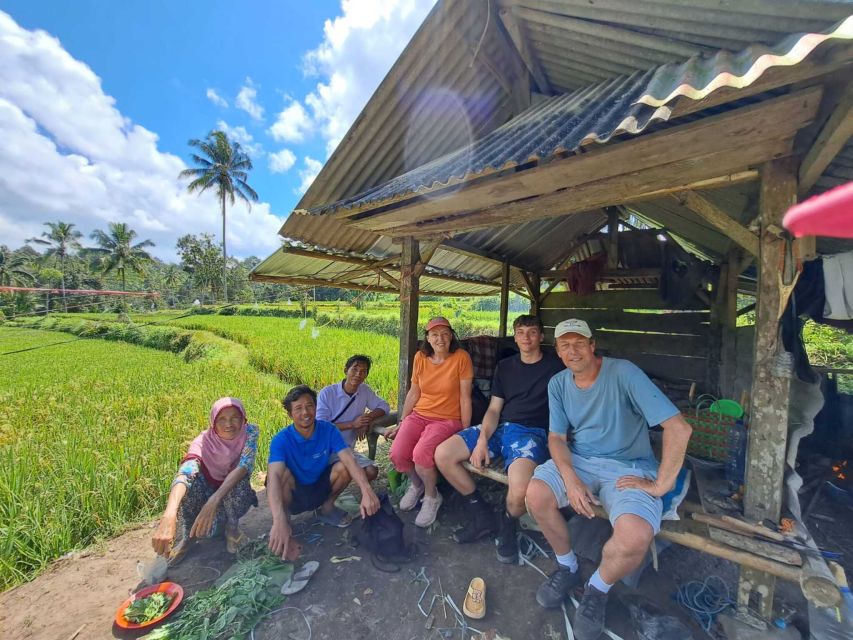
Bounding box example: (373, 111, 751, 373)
(415, 492, 443, 528)
(399, 481, 424, 511)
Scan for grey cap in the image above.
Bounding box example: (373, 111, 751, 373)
(554, 318, 593, 339)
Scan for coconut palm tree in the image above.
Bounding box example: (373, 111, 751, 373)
(178, 130, 258, 301)
(27, 221, 82, 310)
(89, 222, 155, 291)
(0, 245, 36, 286)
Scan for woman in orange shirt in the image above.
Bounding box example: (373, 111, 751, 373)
(388, 317, 473, 527)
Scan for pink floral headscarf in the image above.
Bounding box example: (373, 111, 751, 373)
(185, 397, 249, 483)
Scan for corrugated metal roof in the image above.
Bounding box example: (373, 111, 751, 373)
(263, 1, 853, 296)
(251, 243, 503, 296)
(312, 17, 852, 217)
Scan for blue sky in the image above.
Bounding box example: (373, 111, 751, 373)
(0, 1, 434, 260)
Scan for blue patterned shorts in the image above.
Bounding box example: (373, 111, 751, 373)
(457, 422, 549, 470)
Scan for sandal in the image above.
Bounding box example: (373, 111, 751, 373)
(281, 560, 320, 595)
(463, 577, 486, 619)
(315, 506, 352, 528)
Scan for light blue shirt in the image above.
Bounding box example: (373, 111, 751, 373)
(548, 357, 679, 463)
(316, 381, 390, 447)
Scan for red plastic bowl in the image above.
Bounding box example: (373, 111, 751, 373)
(115, 581, 184, 630)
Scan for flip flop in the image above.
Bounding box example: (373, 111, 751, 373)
(463, 577, 486, 619)
(315, 506, 352, 528)
(167, 537, 192, 567)
(280, 560, 320, 595)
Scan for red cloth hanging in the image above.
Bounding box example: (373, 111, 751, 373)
(784, 182, 853, 239)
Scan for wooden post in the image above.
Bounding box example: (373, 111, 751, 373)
(739, 157, 798, 618)
(397, 237, 420, 413)
(720, 248, 742, 399)
(607, 208, 619, 269)
(524, 272, 541, 315)
(708, 264, 726, 395)
(499, 261, 510, 337)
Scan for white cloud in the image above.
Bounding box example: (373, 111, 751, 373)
(206, 88, 228, 108)
(0, 11, 282, 261)
(297, 156, 323, 194)
(235, 78, 264, 120)
(215, 120, 264, 159)
(268, 100, 312, 143)
(302, 0, 434, 156)
(268, 148, 296, 174)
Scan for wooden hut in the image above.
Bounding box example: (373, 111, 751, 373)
(252, 0, 853, 620)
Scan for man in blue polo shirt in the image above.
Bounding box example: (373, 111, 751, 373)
(316, 354, 390, 482)
(267, 385, 380, 561)
(526, 319, 692, 640)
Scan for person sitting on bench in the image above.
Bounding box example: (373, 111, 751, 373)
(435, 314, 564, 564)
(317, 354, 389, 482)
(526, 318, 692, 640)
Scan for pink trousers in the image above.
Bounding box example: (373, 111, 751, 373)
(389, 411, 463, 472)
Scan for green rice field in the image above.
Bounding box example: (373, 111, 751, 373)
(0, 326, 287, 589)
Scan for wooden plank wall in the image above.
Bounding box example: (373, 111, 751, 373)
(540, 289, 712, 383)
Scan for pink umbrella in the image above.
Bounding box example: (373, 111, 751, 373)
(784, 182, 853, 239)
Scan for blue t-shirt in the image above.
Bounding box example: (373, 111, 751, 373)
(548, 357, 679, 463)
(268, 419, 347, 485)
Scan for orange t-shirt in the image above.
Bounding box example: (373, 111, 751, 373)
(411, 349, 474, 420)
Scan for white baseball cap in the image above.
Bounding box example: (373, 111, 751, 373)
(554, 318, 593, 339)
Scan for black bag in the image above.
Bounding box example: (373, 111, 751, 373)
(356, 493, 413, 567)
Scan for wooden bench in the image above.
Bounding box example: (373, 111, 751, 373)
(367, 419, 840, 606)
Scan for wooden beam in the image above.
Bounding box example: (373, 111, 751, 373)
(398, 138, 795, 237)
(799, 82, 853, 194)
(674, 190, 760, 256)
(522, 271, 541, 315)
(498, 6, 551, 95)
(414, 238, 442, 278)
(440, 237, 532, 273)
(499, 261, 510, 337)
(329, 255, 399, 282)
(741, 157, 799, 619)
(350, 89, 820, 235)
(606, 207, 619, 269)
(341, 89, 817, 228)
(250, 274, 398, 294)
(398, 238, 420, 413)
(375, 268, 400, 289)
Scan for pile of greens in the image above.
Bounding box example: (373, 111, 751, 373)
(142, 551, 292, 640)
(124, 592, 175, 624)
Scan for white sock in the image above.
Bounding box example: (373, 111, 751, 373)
(556, 550, 578, 573)
(588, 568, 613, 594)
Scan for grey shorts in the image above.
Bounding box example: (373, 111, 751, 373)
(532, 455, 663, 533)
(329, 449, 376, 470)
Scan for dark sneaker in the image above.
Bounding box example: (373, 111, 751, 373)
(573, 583, 609, 640)
(535, 566, 583, 609)
(495, 513, 518, 564)
(453, 502, 497, 543)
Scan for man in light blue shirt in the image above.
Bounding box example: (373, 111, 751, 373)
(316, 354, 390, 481)
(526, 319, 692, 640)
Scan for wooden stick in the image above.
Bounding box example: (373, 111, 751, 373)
(720, 515, 785, 542)
(65, 625, 86, 640)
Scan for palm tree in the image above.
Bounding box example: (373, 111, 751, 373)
(27, 221, 82, 310)
(178, 130, 258, 301)
(0, 245, 36, 286)
(89, 222, 155, 291)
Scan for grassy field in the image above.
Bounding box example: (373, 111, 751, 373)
(0, 327, 288, 589)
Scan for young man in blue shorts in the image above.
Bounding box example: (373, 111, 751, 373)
(435, 315, 564, 564)
(266, 385, 380, 561)
(526, 319, 692, 640)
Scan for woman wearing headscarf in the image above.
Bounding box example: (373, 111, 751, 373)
(387, 317, 473, 528)
(152, 397, 259, 563)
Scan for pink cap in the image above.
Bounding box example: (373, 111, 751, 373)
(425, 316, 452, 332)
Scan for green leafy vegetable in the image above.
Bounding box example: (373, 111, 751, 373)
(124, 591, 174, 624)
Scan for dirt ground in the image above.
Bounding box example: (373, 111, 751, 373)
(0, 477, 830, 640)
